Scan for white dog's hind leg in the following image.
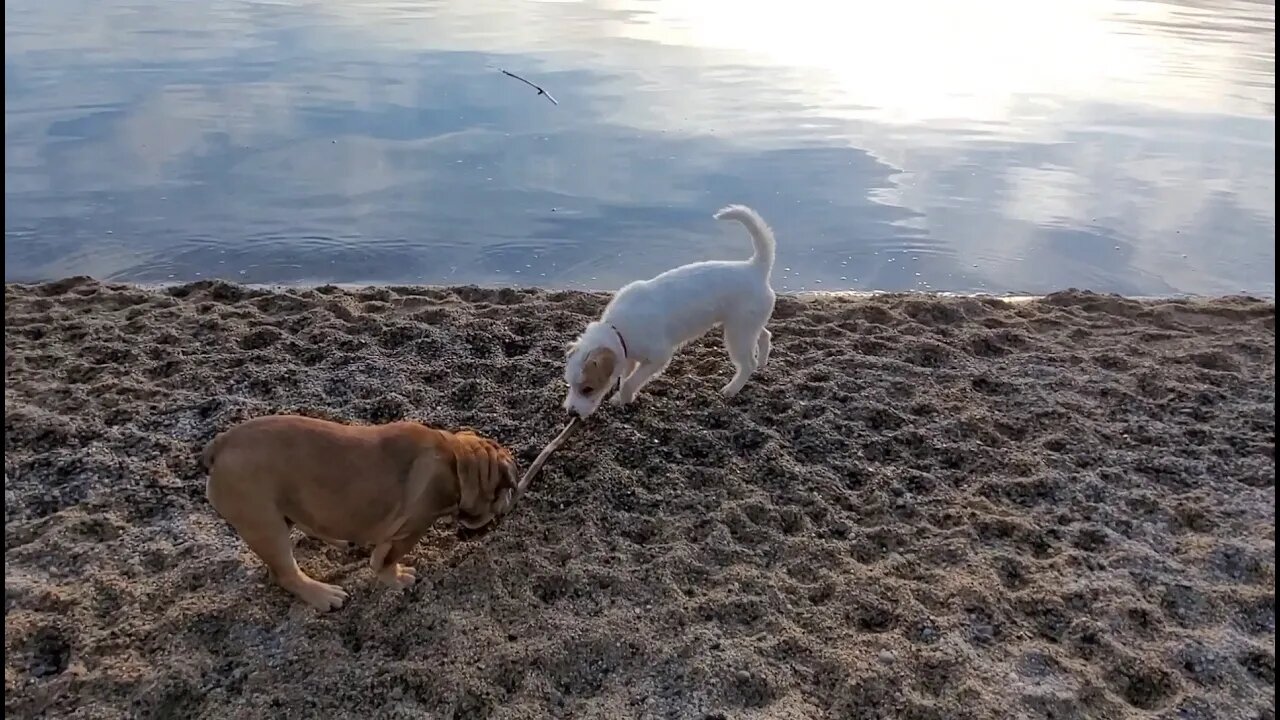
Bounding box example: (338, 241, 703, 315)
(611, 356, 671, 406)
(755, 328, 772, 369)
(722, 321, 762, 397)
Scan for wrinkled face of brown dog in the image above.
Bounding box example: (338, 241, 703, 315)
(451, 431, 518, 528)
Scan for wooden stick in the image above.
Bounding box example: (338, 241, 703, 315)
(510, 417, 578, 505)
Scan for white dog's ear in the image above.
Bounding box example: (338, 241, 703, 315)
(582, 347, 618, 388)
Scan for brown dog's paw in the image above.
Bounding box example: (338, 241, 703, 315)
(296, 580, 349, 611)
(378, 563, 417, 590)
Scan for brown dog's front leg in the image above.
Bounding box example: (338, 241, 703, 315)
(371, 536, 419, 590)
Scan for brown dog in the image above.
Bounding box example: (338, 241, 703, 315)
(202, 415, 516, 611)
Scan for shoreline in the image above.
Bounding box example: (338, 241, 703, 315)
(8, 274, 1273, 304)
(5, 277, 1275, 718)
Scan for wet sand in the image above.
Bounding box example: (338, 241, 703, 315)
(4, 277, 1275, 719)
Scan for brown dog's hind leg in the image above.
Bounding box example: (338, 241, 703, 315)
(246, 519, 349, 611)
(210, 488, 349, 611)
(370, 536, 419, 590)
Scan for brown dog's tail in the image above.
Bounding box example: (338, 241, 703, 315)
(200, 432, 226, 471)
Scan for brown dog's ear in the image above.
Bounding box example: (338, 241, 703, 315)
(452, 440, 482, 509)
(496, 463, 517, 493)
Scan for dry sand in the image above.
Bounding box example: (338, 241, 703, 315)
(4, 277, 1275, 719)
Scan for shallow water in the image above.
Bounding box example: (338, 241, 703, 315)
(4, 0, 1275, 296)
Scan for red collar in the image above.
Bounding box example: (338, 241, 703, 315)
(611, 324, 628, 359)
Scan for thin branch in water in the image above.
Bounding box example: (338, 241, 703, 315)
(500, 69, 559, 106)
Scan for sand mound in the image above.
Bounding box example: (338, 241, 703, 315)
(4, 278, 1275, 719)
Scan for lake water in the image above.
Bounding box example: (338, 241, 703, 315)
(4, 0, 1275, 296)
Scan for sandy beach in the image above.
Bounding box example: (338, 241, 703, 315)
(4, 277, 1275, 719)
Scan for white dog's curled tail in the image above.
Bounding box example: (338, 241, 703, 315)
(714, 204, 776, 273)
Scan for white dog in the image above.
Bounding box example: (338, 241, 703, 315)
(562, 205, 777, 418)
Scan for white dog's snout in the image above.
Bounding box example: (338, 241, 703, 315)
(566, 396, 596, 418)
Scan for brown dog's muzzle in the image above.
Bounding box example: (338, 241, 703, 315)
(456, 509, 491, 529)
(453, 469, 519, 539)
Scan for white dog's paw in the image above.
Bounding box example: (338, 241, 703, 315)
(610, 392, 632, 406)
(721, 383, 742, 398)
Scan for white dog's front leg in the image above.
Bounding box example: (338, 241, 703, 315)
(609, 385, 632, 406)
(608, 360, 638, 406)
(611, 358, 667, 406)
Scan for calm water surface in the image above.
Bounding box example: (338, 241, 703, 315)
(4, 0, 1275, 295)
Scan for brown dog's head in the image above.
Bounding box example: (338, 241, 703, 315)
(450, 430, 518, 529)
